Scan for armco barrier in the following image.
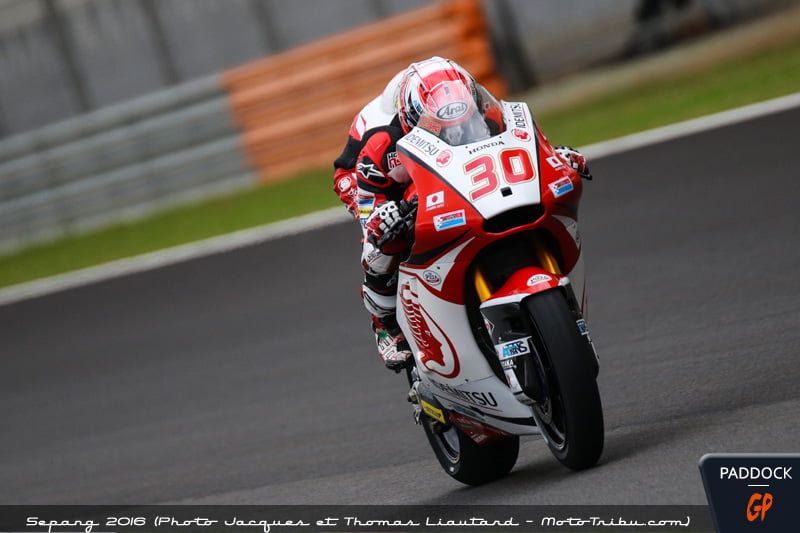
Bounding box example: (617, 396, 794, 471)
(0, 0, 502, 255)
(221, 0, 504, 182)
(0, 76, 255, 253)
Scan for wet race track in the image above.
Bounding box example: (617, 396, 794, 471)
(2, 105, 799, 505)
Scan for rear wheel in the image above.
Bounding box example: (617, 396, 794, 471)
(407, 368, 520, 485)
(422, 419, 520, 486)
(524, 290, 604, 469)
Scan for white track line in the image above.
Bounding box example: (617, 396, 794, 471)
(0, 207, 350, 306)
(2, 92, 799, 307)
(580, 92, 800, 158)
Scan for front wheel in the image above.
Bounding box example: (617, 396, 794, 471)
(422, 418, 520, 486)
(524, 290, 604, 470)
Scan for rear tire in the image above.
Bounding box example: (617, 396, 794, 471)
(524, 290, 604, 470)
(422, 419, 520, 486)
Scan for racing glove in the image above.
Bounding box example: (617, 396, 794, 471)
(555, 146, 593, 180)
(365, 199, 415, 249)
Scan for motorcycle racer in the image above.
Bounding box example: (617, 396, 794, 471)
(358, 57, 481, 372)
(334, 57, 592, 371)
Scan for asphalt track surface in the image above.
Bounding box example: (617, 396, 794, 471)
(1, 107, 799, 505)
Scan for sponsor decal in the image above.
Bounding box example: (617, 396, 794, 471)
(357, 196, 375, 219)
(426, 191, 445, 210)
(357, 160, 384, 180)
(436, 101, 469, 121)
(526, 273, 552, 286)
(337, 176, 353, 192)
(418, 115, 442, 135)
(364, 248, 380, 264)
(436, 149, 453, 167)
(468, 139, 505, 155)
(386, 151, 401, 169)
(404, 133, 440, 157)
(549, 176, 574, 198)
(421, 400, 446, 423)
(495, 337, 531, 360)
(699, 454, 800, 533)
(509, 103, 527, 128)
(430, 380, 499, 408)
(546, 155, 566, 170)
(433, 209, 466, 231)
(422, 270, 442, 286)
(512, 128, 530, 141)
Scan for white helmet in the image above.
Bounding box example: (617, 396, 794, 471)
(397, 56, 478, 134)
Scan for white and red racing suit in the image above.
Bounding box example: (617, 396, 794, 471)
(332, 71, 404, 217)
(353, 123, 410, 321)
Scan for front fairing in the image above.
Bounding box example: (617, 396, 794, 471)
(397, 101, 582, 274)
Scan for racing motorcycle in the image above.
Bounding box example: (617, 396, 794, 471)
(392, 93, 604, 485)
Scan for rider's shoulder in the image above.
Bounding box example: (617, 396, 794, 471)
(349, 96, 396, 140)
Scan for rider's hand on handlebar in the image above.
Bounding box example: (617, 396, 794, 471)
(365, 199, 415, 249)
(555, 146, 593, 180)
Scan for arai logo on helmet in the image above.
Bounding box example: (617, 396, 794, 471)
(436, 101, 469, 121)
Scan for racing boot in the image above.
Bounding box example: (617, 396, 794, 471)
(372, 314, 412, 372)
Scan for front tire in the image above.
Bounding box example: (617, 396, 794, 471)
(524, 290, 604, 470)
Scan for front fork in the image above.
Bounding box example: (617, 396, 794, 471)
(475, 246, 598, 406)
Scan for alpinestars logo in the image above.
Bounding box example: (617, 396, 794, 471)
(357, 160, 384, 181)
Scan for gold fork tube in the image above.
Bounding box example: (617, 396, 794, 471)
(535, 245, 562, 275)
(473, 265, 493, 302)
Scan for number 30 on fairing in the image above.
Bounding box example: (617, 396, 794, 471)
(465, 148, 536, 202)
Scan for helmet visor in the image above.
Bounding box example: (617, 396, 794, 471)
(415, 82, 491, 146)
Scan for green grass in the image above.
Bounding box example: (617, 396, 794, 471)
(2, 38, 800, 289)
(535, 39, 800, 147)
(0, 169, 338, 287)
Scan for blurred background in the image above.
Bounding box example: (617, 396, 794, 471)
(0, 0, 799, 280)
(1, 0, 796, 132)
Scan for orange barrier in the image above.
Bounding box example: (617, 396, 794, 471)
(221, 0, 505, 182)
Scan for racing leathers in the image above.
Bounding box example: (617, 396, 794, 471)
(355, 119, 415, 371)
